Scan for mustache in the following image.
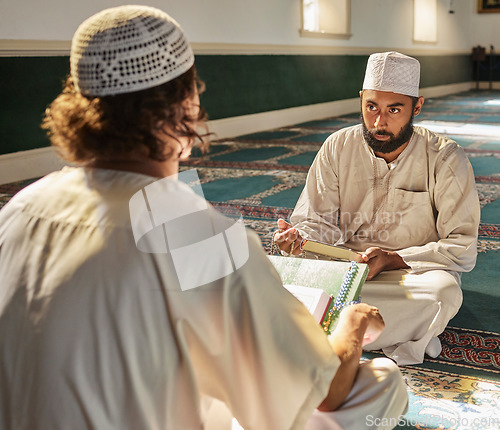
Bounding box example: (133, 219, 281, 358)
(367, 128, 394, 137)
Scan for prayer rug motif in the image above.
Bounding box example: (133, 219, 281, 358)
(364, 328, 500, 384)
(399, 367, 500, 430)
(211, 203, 293, 221)
(182, 166, 307, 185)
(476, 183, 500, 206)
(477, 223, 500, 242)
(477, 237, 500, 253)
(182, 158, 311, 172)
(437, 328, 500, 375)
(0, 194, 11, 210)
(189, 167, 307, 206)
(238, 218, 277, 253)
(0, 178, 39, 210)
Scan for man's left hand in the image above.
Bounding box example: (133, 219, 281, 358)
(361, 247, 409, 280)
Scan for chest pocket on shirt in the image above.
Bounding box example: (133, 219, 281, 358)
(392, 189, 437, 245)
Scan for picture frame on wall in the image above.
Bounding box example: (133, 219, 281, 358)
(478, 0, 500, 13)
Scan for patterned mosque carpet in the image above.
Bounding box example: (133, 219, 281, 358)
(0, 90, 499, 429)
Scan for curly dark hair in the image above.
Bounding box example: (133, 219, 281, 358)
(42, 66, 208, 164)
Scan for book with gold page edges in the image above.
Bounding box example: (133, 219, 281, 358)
(301, 239, 364, 263)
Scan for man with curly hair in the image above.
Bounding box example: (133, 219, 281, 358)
(0, 6, 408, 430)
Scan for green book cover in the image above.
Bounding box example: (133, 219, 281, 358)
(268, 255, 368, 334)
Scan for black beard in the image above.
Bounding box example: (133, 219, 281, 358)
(361, 114, 414, 154)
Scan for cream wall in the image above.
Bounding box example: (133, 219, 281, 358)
(470, 1, 500, 49)
(1, 0, 495, 54)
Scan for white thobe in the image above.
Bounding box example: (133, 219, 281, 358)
(0, 167, 407, 430)
(291, 125, 480, 365)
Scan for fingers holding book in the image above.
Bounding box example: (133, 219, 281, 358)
(361, 247, 409, 280)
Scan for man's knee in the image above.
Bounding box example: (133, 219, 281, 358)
(305, 358, 408, 429)
(401, 269, 462, 310)
(364, 357, 405, 389)
(364, 358, 408, 413)
(429, 270, 463, 310)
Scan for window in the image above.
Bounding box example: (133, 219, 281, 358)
(413, 0, 437, 43)
(300, 0, 351, 39)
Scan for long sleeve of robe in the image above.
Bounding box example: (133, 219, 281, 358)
(291, 124, 480, 275)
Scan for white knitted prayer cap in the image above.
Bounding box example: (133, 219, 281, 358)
(362, 52, 420, 97)
(71, 5, 195, 97)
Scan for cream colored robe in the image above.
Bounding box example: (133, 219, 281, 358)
(0, 167, 407, 430)
(291, 125, 480, 365)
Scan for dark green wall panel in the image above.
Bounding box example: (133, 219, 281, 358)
(416, 55, 472, 87)
(196, 55, 367, 119)
(0, 57, 70, 153)
(0, 53, 474, 155)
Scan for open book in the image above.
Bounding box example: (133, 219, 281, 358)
(268, 255, 368, 334)
(283, 284, 332, 323)
(301, 239, 364, 263)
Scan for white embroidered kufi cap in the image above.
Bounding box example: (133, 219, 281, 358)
(362, 52, 420, 97)
(71, 5, 195, 97)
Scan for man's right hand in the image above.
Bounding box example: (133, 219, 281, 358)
(319, 303, 385, 412)
(341, 303, 385, 346)
(273, 219, 303, 255)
